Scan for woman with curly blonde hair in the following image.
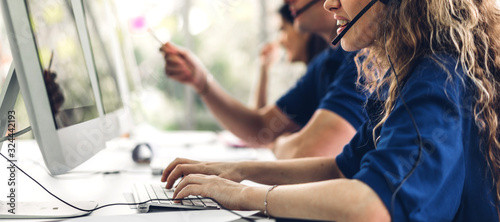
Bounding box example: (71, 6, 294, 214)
(158, 0, 500, 221)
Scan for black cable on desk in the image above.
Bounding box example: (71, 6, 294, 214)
(0, 152, 255, 221)
(0, 126, 254, 220)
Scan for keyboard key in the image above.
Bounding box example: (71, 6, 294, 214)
(184, 195, 204, 207)
(201, 198, 219, 208)
(145, 184, 159, 204)
(191, 199, 205, 207)
(182, 199, 193, 206)
(152, 185, 171, 204)
(164, 189, 175, 199)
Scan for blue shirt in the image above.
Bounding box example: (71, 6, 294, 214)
(276, 47, 366, 130)
(336, 54, 498, 221)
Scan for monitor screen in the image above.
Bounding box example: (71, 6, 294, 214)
(26, 0, 99, 129)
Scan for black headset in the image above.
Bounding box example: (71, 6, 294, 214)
(331, 0, 390, 45)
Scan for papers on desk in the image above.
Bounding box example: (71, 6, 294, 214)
(64, 210, 260, 222)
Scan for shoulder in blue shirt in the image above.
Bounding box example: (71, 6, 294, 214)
(276, 47, 366, 130)
(336, 54, 498, 221)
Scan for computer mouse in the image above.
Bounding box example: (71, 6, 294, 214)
(132, 143, 153, 164)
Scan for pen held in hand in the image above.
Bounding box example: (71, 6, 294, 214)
(47, 50, 54, 73)
(148, 28, 165, 45)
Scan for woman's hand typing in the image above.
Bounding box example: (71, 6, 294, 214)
(161, 158, 246, 189)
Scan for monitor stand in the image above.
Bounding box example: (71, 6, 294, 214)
(0, 65, 97, 218)
(0, 65, 19, 141)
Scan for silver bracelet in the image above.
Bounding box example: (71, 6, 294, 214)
(264, 185, 278, 218)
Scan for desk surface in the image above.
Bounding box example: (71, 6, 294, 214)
(0, 128, 276, 222)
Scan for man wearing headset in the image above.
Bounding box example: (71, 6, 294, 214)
(161, 0, 366, 159)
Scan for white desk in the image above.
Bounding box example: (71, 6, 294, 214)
(0, 129, 275, 222)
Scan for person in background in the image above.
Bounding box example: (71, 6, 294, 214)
(161, 0, 367, 159)
(252, 4, 327, 109)
(160, 0, 500, 221)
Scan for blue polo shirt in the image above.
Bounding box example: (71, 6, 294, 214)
(276, 47, 366, 130)
(336, 54, 498, 221)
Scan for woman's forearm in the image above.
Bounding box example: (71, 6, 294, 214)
(238, 157, 342, 185)
(241, 179, 390, 221)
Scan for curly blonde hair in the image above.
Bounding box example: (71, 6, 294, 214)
(356, 0, 500, 204)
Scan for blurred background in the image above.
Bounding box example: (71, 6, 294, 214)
(0, 0, 308, 136)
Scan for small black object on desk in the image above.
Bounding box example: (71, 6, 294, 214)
(132, 143, 154, 164)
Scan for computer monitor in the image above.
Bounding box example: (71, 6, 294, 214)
(81, 0, 134, 136)
(1, 0, 125, 175)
